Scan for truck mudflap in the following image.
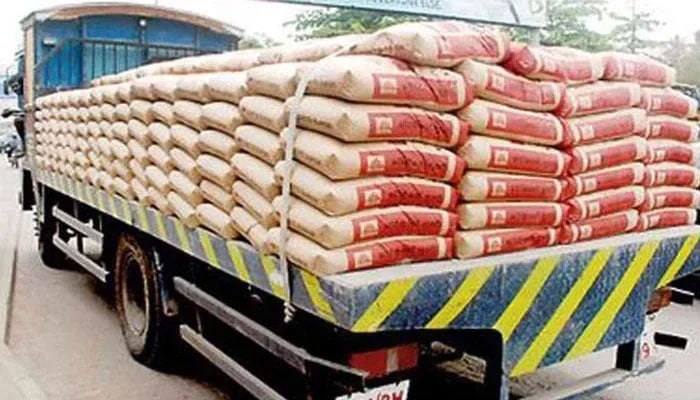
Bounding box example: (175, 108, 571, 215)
(37, 171, 700, 380)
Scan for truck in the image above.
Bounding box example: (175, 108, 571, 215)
(10, 2, 700, 400)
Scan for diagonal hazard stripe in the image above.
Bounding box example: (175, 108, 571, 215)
(226, 242, 251, 284)
(137, 206, 150, 231)
(657, 234, 700, 289)
(300, 270, 337, 324)
(155, 213, 168, 240)
(198, 231, 220, 268)
(493, 256, 560, 341)
(565, 241, 660, 361)
(261, 256, 286, 299)
(174, 220, 192, 253)
(353, 278, 418, 332)
(426, 266, 495, 329)
(510, 248, 614, 376)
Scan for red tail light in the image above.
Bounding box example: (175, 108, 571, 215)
(348, 344, 419, 378)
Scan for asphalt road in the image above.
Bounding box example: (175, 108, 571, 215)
(2, 160, 700, 400)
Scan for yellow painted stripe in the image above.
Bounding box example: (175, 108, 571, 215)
(96, 192, 105, 211)
(353, 278, 418, 332)
(426, 266, 495, 329)
(121, 200, 132, 223)
(226, 242, 251, 283)
(137, 206, 150, 231)
(174, 220, 192, 253)
(493, 256, 560, 341)
(155, 213, 168, 240)
(301, 270, 337, 323)
(657, 234, 700, 289)
(108, 196, 118, 217)
(198, 231, 220, 268)
(565, 241, 660, 361)
(511, 248, 614, 376)
(261, 256, 286, 299)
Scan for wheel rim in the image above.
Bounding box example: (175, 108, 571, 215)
(122, 255, 148, 336)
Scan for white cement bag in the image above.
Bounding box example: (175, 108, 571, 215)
(127, 140, 150, 167)
(148, 122, 173, 150)
(130, 100, 153, 124)
(566, 186, 645, 222)
(563, 108, 647, 147)
(459, 171, 568, 202)
(239, 96, 287, 133)
(246, 62, 308, 100)
(130, 77, 159, 101)
(99, 104, 116, 122)
(170, 147, 202, 183)
(129, 159, 148, 185)
(234, 125, 282, 165)
(231, 153, 279, 201)
(232, 181, 277, 229)
(128, 120, 152, 147)
(200, 180, 235, 213)
(167, 192, 199, 229)
(110, 122, 129, 142)
(640, 187, 700, 211)
(149, 75, 179, 102)
(112, 159, 133, 181)
(457, 202, 566, 230)
(114, 177, 135, 200)
(148, 145, 175, 173)
(568, 136, 647, 175)
(196, 204, 238, 239)
(148, 187, 171, 215)
(260, 34, 365, 64)
(131, 178, 150, 205)
(201, 102, 244, 134)
(114, 103, 131, 122)
(173, 101, 204, 130)
(646, 116, 700, 142)
(455, 228, 558, 259)
(230, 207, 268, 251)
(169, 170, 203, 206)
(150, 101, 177, 126)
(198, 129, 238, 160)
(205, 72, 248, 105)
(560, 210, 639, 244)
(171, 124, 201, 158)
(145, 166, 171, 193)
(196, 154, 236, 189)
(175, 74, 216, 103)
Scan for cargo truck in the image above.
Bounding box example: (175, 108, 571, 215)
(10, 2, 700, 400)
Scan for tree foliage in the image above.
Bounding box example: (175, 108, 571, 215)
(609, 10, 662, 53)
(289, 8, 426, 40)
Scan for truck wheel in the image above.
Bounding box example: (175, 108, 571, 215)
(37, 218, 66, 269)
(114, 233, 174, 369)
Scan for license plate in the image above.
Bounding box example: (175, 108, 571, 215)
(336, 380, 410, 400)
(640, 313, 658, 361)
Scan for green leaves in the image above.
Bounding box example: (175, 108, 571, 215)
(289, 8, 426, 40)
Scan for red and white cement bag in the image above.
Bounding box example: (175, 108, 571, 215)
(556, 82, 642, 118)
(455, 60, 564, 112)
(458, 99, 565, 146)
(293, 128, 465, 182)
(235, 125, 282, 165)
(232, 181, 278, 229)
(560, 210, 639, 244)
(503, 44, 605, 85)
(455, 227, 559, 259)
(640, 187, 700, 211)
(246, 62, 308, 100)
(280, 163, 458, 216)
(457, 202, 566, 230)
(205, 72, 249, 105)
(349, 21, 509, 67)
(305, 55, 472, 112)
(645, 162, 700, 188)
(267, 229, 453, 275)
(459, 171, 568, 202)
(645, 116, 700, 142)
(292, 96, 468, 148)
(641, 88, 698, 119)
(601, 52, 676, 87)
(276, 198, 457, 249)
(458, 135, 570, 177)
(259, 34, 366, 64)
(567, 162, 646, 196)
(645, 140, 696, 165)
(638, 208, 697, 231)
(563, 108, 647, 147)
(566, 186, 645, 222)
(239, 96, 287, 133)
(568, 136, 647, 175)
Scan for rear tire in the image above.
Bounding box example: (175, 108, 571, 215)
(37, 215, 66, 269)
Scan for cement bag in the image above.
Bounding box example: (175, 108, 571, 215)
(196, 154, 235, 189)
(503, 44, 604, 85)
(231, 153, 279, 201)
(148, 145, 174, 173)
(129, 159, 148, 185)
(293, 128, 464, 182)
(556, 82, 642, 118)
(568, 136, 647, 175)
(645, 140, 695, 165)
(238, 96, 287, 133)
(131, 178, 150, 205)
(564, 108, 647, 147)
(97, 137, 113, 157)
(66, 107, 80, 122)
(260, 34, 365, 64)
(640, 187, 700, 211)
(100, 85, 121, 105)
(458, 135, 569, 177)
(638, 208, 696, 231)
(88, 151, 102, 169)
(267, 229, 453, 275)
(167, 192, 199, 229)
(457, 202, 566, 230)
(566, 186, 645, 222)
(148, 187, 171, 215)
(641, 88, 698, 119)
(230, 207, 268, 251)
(128, 120, 152, 147)
(567, 163, 646, 196)
(145, 165, 171, 193)
(234, 125, 282, 165)
(646, 116, 700, 142)
(459, 171, 568, 202)
(349, 21, 508, 67)
(190, 49, 260, 73)
(173, 101, 204, 130)
(170, 147, 202, 183)
(201, 102, 244, 134)
(114, 177, 135, 200)
(76, 137, 90, 153)
(205, 72, 248, 105)
(99, 172, 115, 193)
(277, 198, 456, 249)
(111, 122, 129, 142)
(455, 228, 558, 259)
(171, 125, 201, 158)
(280, 163, 458, 215)
(292, 96, 468, 148)
(127, 140, 150, 167)
(645, 162, 700, 188)
(88, 106, 102, 122)
(601, 52, 676, 87)
(232, 181, 277, 229)
(246, 62, 307, 100)
(175, 74, 216, 103)
(78, 108, 90, 122)
(130, 100, 153, 124)
(130, 77, 159, 101)
(97, 104, 115, 122)
(148, 123, 173, 150)
(87, 168, 100, 187)
(198, 130, 238, 160)
(560, 210, 639, 244)
(147, 76, 179, 102)
(200, 180, 235, 213)
(459, 99, 565, 146)
(114, 103, 131, 122)
(456, 60, 563, 111)
(196, 204, 238, 239)
(101, 156, 116, 175)
(112, 159, 133, 181)
(151, 101, 177, 126)
(168, 170, 203, 206)
(305, 55, 471, 112)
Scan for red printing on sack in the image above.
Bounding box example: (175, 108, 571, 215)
(481, 229, 554, 256)
(485, 106, 560, 141)
(367, 112, 467, 146)
(358, 149, 465, 183)
(346, 238, 453, 270)
(372, 74, 461, 106)
(485, 70, 558, 106)
(486, 177, 561, 201)
(484, 204, 560, 227)
(351, 211, 456, 241)
(487, 146, 563, 175)
(356, 182, 457, 211)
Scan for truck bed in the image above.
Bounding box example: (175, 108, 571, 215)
(37, 170, 700, 377)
